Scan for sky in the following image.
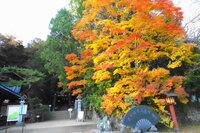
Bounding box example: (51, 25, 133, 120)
(173, 0, 200, 35)
(0, 0, 199, 46)
(0, 0, 69, 46)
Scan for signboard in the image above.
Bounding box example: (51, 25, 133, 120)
(122, 105, 160, 132)
(7, 105, 20, 122)
(19, 104, 28, 115)
(7, 105, 28, 122)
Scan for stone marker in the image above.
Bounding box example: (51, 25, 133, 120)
(97, 116, 111, 132)
(122, 105, 160, 132)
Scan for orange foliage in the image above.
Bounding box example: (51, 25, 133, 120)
(96, 63, 115, 70)
(67, 80, 87, 89)
(66, 0, 197, 117)
(80, 49, 93, 60)
(65, 53, 79, 65)
(64, 50, 93, 96)
(72, 88, 83, 96)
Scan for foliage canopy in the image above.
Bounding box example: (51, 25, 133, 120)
(65, 1, 198, 125)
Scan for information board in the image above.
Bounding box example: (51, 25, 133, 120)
(7, 105, 28, 122)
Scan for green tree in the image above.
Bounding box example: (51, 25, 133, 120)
(0, 66, 44, 95)
(27, 38, 44, 49)
(184, 63, 200, 97)
(27, 97, 48, 122)
(38, 8, 79, 82)
(70, 0, 85, 19)
(25, 38, 58, 105)
(0, 34, 45, 100)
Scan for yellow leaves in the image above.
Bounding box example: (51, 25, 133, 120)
(153, 98, 166, 105)
(167, 61, 182, 69)
(57, 81, 64, 88)
(64, 65, 87, 80)
(119, 102, 131, 113)
(149, 68, 170, 80)
(102, 94, 130, 116)
(167, 43, 198, 69)
(68, 0, 197, 118)
(101, 66, 187, 115)
(113, 68, 121, 75)
(159, 114, 173, 128)
(97, 19, 117, 27)
(92, 70, 111, 83)
(153, 98, 168, 113)
(83, 0, 115, 8)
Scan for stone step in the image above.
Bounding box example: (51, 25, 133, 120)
(45, 110, 76, 121)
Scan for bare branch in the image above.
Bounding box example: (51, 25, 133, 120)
(184, 13, 200, 28)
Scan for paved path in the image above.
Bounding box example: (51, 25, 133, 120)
(0, 119, 99, 133)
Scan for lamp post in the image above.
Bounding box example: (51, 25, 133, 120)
(165, 96, 179, 132)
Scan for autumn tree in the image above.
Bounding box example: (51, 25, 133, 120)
(0, 34, 28, 67)
(65, 0, 198, 125)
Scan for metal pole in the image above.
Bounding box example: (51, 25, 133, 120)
(21, 115, 25, 133)
(53, 93, 56, 111)
(77, 99, 82, 120)
(169, 104, 179, 132)
(77, 99, 81, 113)
(17, 100, 25, 125)
(5, 122, 8, 133)
(69, 111, 72, 119)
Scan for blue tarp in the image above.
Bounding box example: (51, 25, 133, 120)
(0, 83, 21, 97)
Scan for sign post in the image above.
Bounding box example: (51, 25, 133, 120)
(17, 95, 27, 125)
(7, 105, 28, 122)
(6, 104, 27, 133)
(6, 96, 27, 133)
(75, 95, 84, 121)
(68, 108, 73, 119)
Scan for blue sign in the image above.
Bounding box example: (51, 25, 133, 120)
(122, 105, 160, 132)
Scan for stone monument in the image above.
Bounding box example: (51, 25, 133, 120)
(97, 116, 111, 132)
(122, 105, 160, 132)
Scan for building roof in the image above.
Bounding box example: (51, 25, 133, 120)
(0, 83, 21, 100)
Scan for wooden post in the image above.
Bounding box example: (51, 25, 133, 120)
(169, 104, 179, 132)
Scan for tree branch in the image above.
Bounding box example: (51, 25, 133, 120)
(184, 13, 200, 28)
